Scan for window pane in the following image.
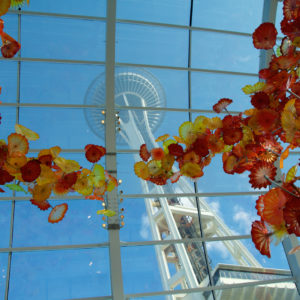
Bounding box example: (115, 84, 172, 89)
(112, 67, 189, 109)
(0, 13, 18, 38)
(191, 72, 258, 112)
(13, 198, 108, 247)
(0, 202, 11, 248)
(9, 249, 111, 299)
(1, 107, 17, 139)
(191, 31, 258, 73)
(119, 197, 202, 243)
(20, 0, 106, 18)
(192, 0, 262, 33)
(21, 16, 106, 61)
(20, 62, 105, 105)
(0, 253, 8, 300)
(115, 109, 189, 150)
(0, 61, 18, 103)
(18, 107, 104, 149)
(122, 244, 211, 294)
(116, 23, 189, 67)
(117, 0, 190, 26)
(196, 153, 264, 193)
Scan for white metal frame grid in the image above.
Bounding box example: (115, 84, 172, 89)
(0, 0, 298, 299)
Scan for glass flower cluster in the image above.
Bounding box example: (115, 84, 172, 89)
(135, 0, 300, 257)
(0, 124, 118, 223)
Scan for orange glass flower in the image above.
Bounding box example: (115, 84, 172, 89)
(251, 220, 271, 257)
(48, 203, 68, 224)
(20, 159, 41, 182)
(252, 22, 277, 49)
(85, 144, 106, 163)
(7, 133, 29, 156)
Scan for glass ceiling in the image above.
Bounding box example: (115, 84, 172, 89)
(0, 0, 299, 299)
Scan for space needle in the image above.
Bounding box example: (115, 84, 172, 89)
(84, 68, 297, 300)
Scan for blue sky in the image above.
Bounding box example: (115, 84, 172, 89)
(0, 0, 296, 299)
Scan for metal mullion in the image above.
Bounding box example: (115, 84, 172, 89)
(124, 277, 295, 299)
(8, 9, 106, 21)
(0, 231, 292, 253)
(187, 1, 216, 297)
(1, 103, 106, 108)
(1, 103, 244, 115)
(0, 190, 266, 201)
(0, 56, 258, 76)
(8, 9, 256, 37)
(116, 62, 258, 76)
(112, 105, 243, 115)
(69, 275, 295, 300)
(69, 297, 112, 300)
(105, 0, 124, 299)
(112, 190, 266, 198)
(4, 200, 15, 300)
(0, 242, 109, 253)
(119, 235, 253, 247)
(0, 57, 105, 65)
(259, 0, 300, 294)
(116, 18, 253, 37)
(4, 10, 22, 300)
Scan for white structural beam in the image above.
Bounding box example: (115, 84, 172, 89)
(283, 235, 300, 294)
(259, 0, 278, 71)
(105, 0, 124, 299)
(259, 0, 300, 294)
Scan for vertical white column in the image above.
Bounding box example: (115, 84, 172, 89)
(260, 0, 300, 294)
(105, 0, 125, 299)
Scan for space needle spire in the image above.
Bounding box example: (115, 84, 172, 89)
(84, 68, 262, 299)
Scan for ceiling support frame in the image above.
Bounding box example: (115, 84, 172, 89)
(105, 0, 125, 299)
(260, 0, 300, 295)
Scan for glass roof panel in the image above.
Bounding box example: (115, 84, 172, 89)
(0, 202, 11, 248)
(116, 0, 191, 25)
(119, 197, 202, 243)
(114, 110, 189, 150)
(1, 107, 17, 140)
(116, 23, 189, 67)
(201, 196, 290, 270)
(0, 253, 8, 300)
(0, 61, 18, 103)
(196, 154, 266, 193)
(192, 0, 262, 33)
(21, 16, 106, 61)
(20, 62, 105, 105)
(121, 245, 172, 294)
(20, 0, 107, 17)
(18, 107, 103, 149)
(191, 72, 257, 112)
(0, 13, 18, 37)
(13, 198, 108, 247)
(191, 31, 259, 73)
(9, 249, 111, 299)
(113, 67, 189, 109)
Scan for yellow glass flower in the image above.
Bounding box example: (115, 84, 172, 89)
(15, 124, 39, 141)
(32, 183, 52, 202)
(73, 174, 93, 196)
(54, 157, 81, 173)
(134, 161, 150, 180)
(180, 162, 203, 178)
(36, 165, 56, 186)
